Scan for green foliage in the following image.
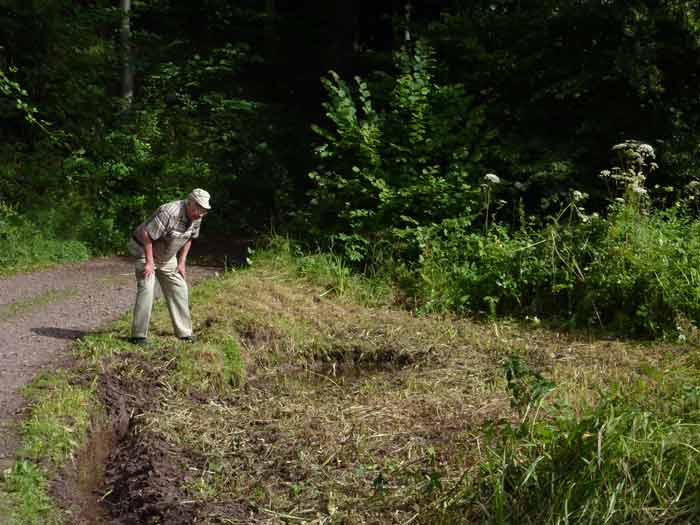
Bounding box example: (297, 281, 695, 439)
(0, 202, 90, 275)
(502, 355, 555, 414)
(384, 139, 700, 337)
(413, 212, 601, 319)
(2, 460, 62, 525)
(428, 1, 700, 198)
(0, 67, 47, 131)
(307, 40, 492, 258)
(440, 358, 700, 524)
(413, 198, 700, 337)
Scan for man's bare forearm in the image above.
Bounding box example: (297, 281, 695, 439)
(178, 239, 192, 266)
(140, 229, 155, 265)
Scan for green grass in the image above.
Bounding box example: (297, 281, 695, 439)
(169, 336, 245, 394)
(2, 460, 63, 525)
(433, 354, 700, 524)
(1, 373, 95, 525)
(0, 288, 80, 320)
(253, 236, 396, 308)
(0, 235, 90, 277)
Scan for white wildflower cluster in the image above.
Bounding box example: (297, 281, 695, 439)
(686, 180, 700, 199)
(568, 189, 598, 223)
(484, 173, 500, 185)
(599, 140, 657, 206)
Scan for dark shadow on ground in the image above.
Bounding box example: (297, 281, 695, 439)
(31, 327, 87, 340)
(187, 237, 253, 269)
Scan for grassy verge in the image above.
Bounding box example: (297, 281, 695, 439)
(437, 354, 700, 524)
(1, 373, 95, 525)
(2, 239, 696, 523)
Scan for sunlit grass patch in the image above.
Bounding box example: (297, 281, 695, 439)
(19, 373, 95, 464)
(185, 262, 451, 371)
(169, 336, 245, 394)
(0, 206, 90, 276)
(2, 460, 63, 525)
(251, 236, 397, 307)
(1, 372, 95, 525)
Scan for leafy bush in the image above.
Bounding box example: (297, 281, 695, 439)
(0, 202, 89, 275)
(306, 40, 494, 258)
(398, 141, 700, 337)
(413, 202, 700, 337)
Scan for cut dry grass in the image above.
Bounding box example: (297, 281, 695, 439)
(126, 251, 681, 523)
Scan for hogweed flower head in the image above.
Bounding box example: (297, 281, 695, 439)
(572, 190, 585, 202)
(484, 173, 500, 185)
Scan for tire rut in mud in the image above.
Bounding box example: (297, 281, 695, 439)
(95, 354, 203, 525)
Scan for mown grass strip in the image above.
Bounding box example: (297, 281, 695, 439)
(0, 288, 80, 321)
(1, 372, 95, 525)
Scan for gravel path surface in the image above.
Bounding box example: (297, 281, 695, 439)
(0, 257, 217, 472)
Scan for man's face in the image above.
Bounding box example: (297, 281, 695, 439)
(187, 200, 208, 220)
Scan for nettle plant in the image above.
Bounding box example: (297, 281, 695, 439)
(307, 39, 493, 259)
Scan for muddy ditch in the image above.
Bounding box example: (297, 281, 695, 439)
(51, 353, 198, 524)
(53, 349, 257, 525)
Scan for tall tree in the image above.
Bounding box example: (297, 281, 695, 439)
(120, 0, 133, 107)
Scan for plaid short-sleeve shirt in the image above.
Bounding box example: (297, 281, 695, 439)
(128, 200, 201, 262)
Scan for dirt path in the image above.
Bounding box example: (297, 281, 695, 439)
(0, 256, 217, 472)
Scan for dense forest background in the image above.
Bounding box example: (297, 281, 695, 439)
(3, 0, 700, 335)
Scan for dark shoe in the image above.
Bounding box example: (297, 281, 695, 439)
(129, 337, 148, 346)
(179, 335, 197, 343)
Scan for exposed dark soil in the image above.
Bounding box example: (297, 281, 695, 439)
(97, 354, 203, 525)
(69, 348, 252, 524)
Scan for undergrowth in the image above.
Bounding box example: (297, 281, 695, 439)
(0, 202, 90, 276)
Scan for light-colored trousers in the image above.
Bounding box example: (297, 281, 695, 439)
(131, 257, 192, 339)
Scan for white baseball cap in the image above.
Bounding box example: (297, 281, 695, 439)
(189, 188, 211, 210)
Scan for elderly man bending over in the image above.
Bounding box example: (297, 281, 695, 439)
(127, 188, 211, 345)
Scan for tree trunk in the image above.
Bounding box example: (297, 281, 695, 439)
(120, 0, 133, 108)
(264, 0, 276, 59)
(403, 1, 412, 43)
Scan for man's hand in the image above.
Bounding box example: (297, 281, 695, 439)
(143, 261, 155, 279)
(177, 238, 192, 278)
